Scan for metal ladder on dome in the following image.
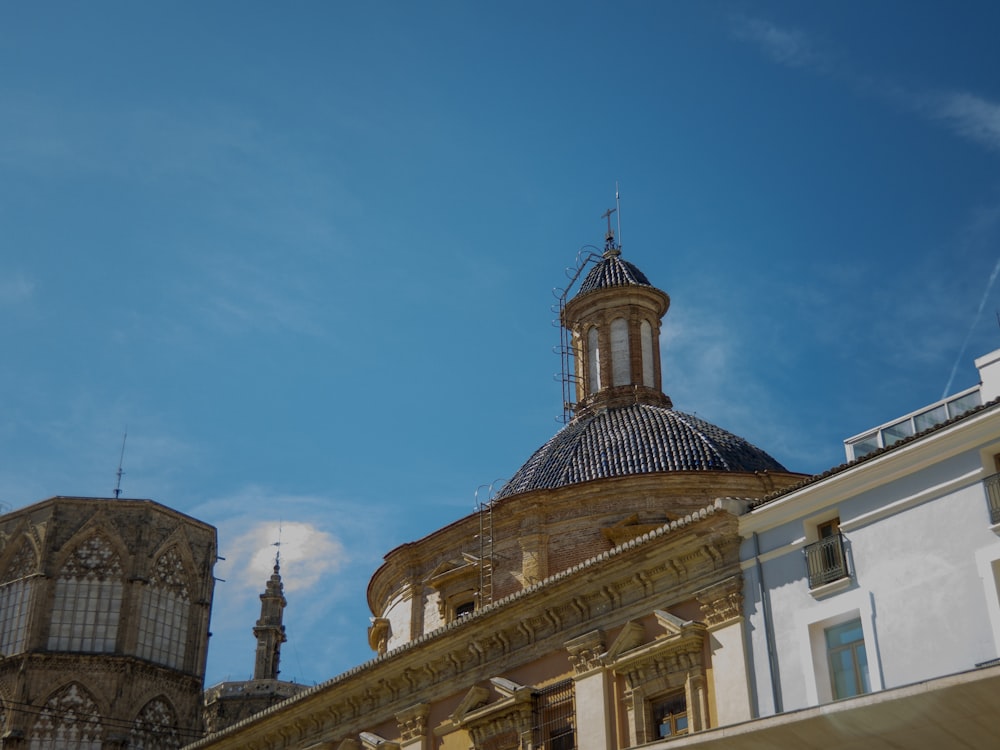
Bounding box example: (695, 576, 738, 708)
(475, 481, 502, 608)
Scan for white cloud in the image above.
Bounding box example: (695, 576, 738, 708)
(0, 273, 35, 305)
(223, 520, 346, 594)
(932, 92, 1000, 153)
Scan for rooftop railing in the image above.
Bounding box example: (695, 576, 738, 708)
(844, 386, 982, 462)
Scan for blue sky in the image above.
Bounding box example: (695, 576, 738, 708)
(2, 2, 999, 687)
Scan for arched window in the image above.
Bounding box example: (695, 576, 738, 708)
(611, 317, 630, 386)
(137, 547, 191, 670)
(130, 697, 181, 750)
(48, 533, 123, 653)
(587, 326, 601, 393)
(29, 683, 102, 750)
(640, 319, 655, 387)
(0, 539, 37, 656)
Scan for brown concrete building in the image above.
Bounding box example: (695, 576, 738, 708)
(0, 496, 217, 748)
(186, 227, 806, 749)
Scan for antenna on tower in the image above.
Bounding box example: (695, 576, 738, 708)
(113, 429, 127, 499)
(615, 182, 623, 249)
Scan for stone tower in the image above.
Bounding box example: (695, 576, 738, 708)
(202, 555, 306, 734)
(252, 557, 287, 680)
(0, 495, 218, 747)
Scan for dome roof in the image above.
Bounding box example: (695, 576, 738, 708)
(496, 403, 787, 499)
(578, 251, 653, 295)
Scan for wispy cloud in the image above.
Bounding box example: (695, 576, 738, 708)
(729, 15, 824, 70)
(0, 273, 35, 305)
(730, 15, 1000, 157)
(931, 92, 1000, 153)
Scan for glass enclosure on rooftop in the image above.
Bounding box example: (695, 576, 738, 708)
(844, 386, 982, 462)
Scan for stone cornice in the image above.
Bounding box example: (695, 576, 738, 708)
(368, 474, 795, 617)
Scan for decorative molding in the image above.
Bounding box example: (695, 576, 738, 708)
(564, 629, 606, 674)
(694, 575, 744, 628)
(395, 703, 429, 742)
(368, 619, 390, 656)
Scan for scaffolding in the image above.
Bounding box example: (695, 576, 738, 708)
(552, 249, 602, 423)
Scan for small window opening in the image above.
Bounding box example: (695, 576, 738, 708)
(653, 692, 688, 738)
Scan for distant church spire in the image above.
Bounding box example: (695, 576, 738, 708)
(252, 551, 287, 681)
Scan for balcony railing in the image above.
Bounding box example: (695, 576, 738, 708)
(985, 473, 1000, 524)
(805, 533, 848, 588)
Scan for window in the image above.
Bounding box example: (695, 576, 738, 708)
(534, 680, 575, 750)
(652, 692, 688, 738)
(805, 518, 848, 588)
(454, 600, 475, 618)
(48, 534, 123, 653)
(818, 518, 839, 539)
(640, 319, 654, 387)
(29, 683, 103, 750)
(0, 540, 37, 656)
(587, 327, 601, 393)
(129, 697, 181, 750)
(136, 547, 191, 670)
(826, 619, 870, 699)
(610, 318, 630, 386)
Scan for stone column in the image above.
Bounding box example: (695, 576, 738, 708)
(696, 576, 752, 725)
(565, 630, 613, 750)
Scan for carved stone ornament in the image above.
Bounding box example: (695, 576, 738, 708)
(395, 703, 429, 742)
(564, 629, 606, 674)
(694, 575, 744, 628)
(368, 618, 391, 655)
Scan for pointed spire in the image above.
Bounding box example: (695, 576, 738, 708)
(252, 549, 287, 681)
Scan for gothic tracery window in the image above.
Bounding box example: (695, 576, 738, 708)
(129, 697, 181, 750)
(137, 546, 191, 669)
(29, 683, 103, 750)
(0, 539, 37, 656)
(48, 533, 123, 653)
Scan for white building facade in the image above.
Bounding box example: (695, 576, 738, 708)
(740, 349, 1000, 726)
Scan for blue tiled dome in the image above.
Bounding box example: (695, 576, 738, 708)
(578, 254, 653, 295)
(496, 403, 786, 499)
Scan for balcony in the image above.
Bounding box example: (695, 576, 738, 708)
(805, 533, 848, 589)
(985, 473, 1000, 525)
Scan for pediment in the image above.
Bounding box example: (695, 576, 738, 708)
(426, 554, 480, 588)
(452, 684, 490, 723)
(606, 620, 645, 660)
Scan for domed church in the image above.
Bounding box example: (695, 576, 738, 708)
(191, 219, 805, 750)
